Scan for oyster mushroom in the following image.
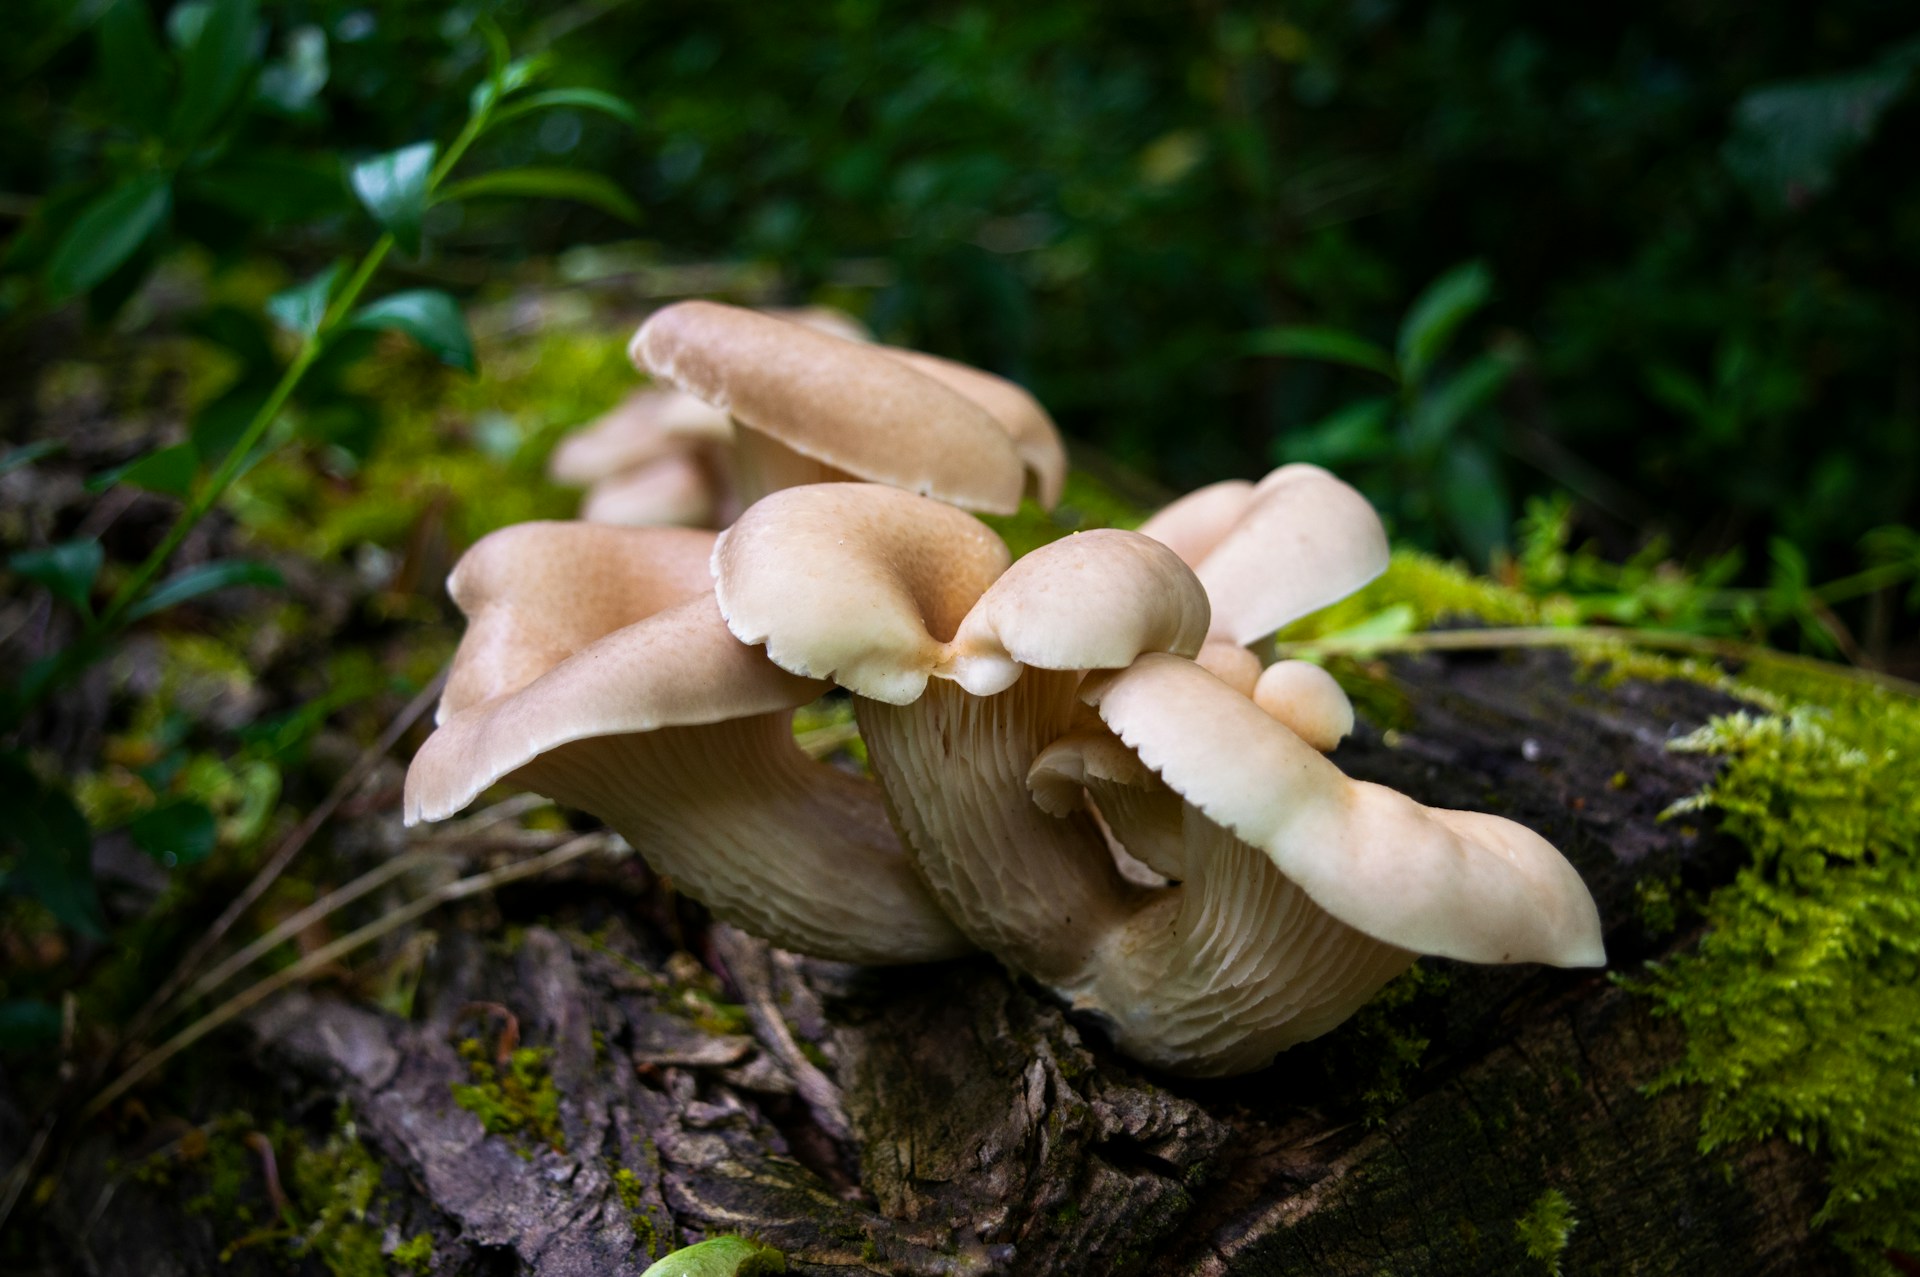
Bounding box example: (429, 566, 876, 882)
(715, 484, 1604, 1074)
(632, 300, 1063, 514)
(713, 483, 1207, 983)
(404, 520, 970, 965)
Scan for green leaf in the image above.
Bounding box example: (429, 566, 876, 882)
(267, 261, 344, 336)
(87, 443, 199, 498)
(1406, 354, 1512, 454)
(0, 1000, 64, 1051)
(127, 799, 218, 867)
(9, 540, 104, 612)
(436, 168, 640, 223)
(1245, 325, 1396, 379)
(477, 17, 512, 81)
(490, 87, 643, 132)
(0, 441, 63, 477)
(351, 290, 475, 370)
(191, 378, 276, 463)
(0, 757, 105, 940)
(639, 1236, 787, 1277)
(97, 0, 168, 126)
(169, 0, 261, 147)
(1397, 261, 1492, 387)
(1436, 442, 1511, 567)
(45, 174, 172, 301)
(350, 142, 437, 255)
(1277, 396, 1394, 467)
(1319, 602, 1420, 647)
(1723, 67, 1913, 212)
(126, 559, 283, 621)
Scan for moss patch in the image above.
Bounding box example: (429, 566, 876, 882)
(450, 1039, 567, 1157)
(1513, 1188, 1577, 1275)
(1635, 680, 1920, 1272)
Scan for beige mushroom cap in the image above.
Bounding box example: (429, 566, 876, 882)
(576, 452, 720, 528)
(439, 522, 718, 722)
(884, 348, 1068, 508)
(408, 520, 971, 965)
(1252, 660, 1355, 751)
(1138, 464, 1390, 644)
(548, 385, 732, 487)
(408, 591, 825, 824)
(714, 484, 1208, 702)
(1084, 653, 1605, 969)
(632, 301, 1027, 514)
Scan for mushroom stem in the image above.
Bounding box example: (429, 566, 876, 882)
(729, 427, 853, 508)
(519, 712, 970, 966)
(1088, 800, 1416, 1075)
(856, 671, 1137, 983)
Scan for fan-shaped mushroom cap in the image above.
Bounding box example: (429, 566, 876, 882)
(715, 484, 1206, 703)
(632, 301, 1028, 514)
(1138, 464, 1389, 644)
(576, 452, 721, 528)
(713, 482, 1211, 981)
(1194, 638, 1262, 697)
(1251, 660, 1354, 751)
(1084, 653, 1605, 969)
(884, 349, 1067, 508)
(439, 522, 717, 722)
(407, 522, 970, 965)
(548, 385, 733, 488)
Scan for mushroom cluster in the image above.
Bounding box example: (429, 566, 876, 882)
(406, 300, 1603, 1078)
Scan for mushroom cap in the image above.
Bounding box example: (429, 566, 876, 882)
(410, 591, 825, 824)
(1138, 464, 1390, 644)
(439, 522, 719, 722)
(578, 452, 719, 528)
(632, 301, 1027, 514)
(1135, 479, 1255, 568)
(766, 304, 873, 344)
(713, 484, 1209, 704)
(883, 348, 1067, 508)
(1083, 653, 1605, 968)
(1194, 637, 1262, 697)
(548, 385, 732, 487)
(1252, 660, 1355, 752)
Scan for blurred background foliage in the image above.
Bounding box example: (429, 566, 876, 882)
(5, 0, 1917, 571)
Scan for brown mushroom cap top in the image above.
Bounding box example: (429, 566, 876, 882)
(632, 301, 1027, 514)
(439, 522, 719, 722)
(884, 349, 1068, 508)
(547, 386, 732, 488)
(408, 591, 826, 825)
(713, 483, 1209, 703)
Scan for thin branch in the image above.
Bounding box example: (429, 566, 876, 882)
(85, 831, 621, 1121)
(1270, 625, 1920, 698)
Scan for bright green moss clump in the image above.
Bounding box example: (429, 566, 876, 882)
(1513, 1188, 1578, 1276)
(450, 1039, 567, 1158)
(1637, 678, 1920, 1272)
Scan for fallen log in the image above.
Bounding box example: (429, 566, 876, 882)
(33, 648, 1845, 1275)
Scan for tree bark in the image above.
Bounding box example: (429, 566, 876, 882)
(32, 649, 1846, 1275)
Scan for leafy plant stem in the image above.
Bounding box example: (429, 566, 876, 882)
(1270, 625, 1920, 698)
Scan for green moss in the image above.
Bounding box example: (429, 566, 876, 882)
(1310, 962, 1450, 1125)
(1632, 679, 1920, 1272)
(450, 1039, 567, 1157)
(284, 1107, 387, 1276)
(390, 1232, 435, 1274)
(612, 1166, 667, 1259)
(1513, 1188, 1577, 1275)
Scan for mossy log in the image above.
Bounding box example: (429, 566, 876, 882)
(40, 649, 1846, 1275)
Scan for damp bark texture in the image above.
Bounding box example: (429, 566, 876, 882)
(30, 650, 1845, 1276)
